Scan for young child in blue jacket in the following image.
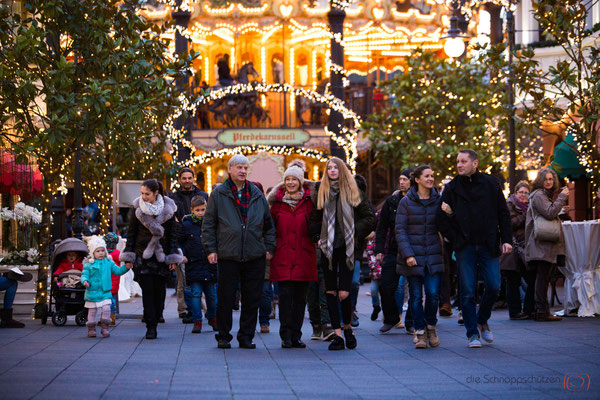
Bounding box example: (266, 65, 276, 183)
(180, 196, 217, 333)
(82, 236, 131, 338)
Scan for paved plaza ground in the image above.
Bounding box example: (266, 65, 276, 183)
(1, 284, 599, 399)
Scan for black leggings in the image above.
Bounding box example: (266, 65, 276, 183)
(323, 247, 353, 330)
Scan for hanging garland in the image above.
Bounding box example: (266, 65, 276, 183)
(164, 83, 361, 173)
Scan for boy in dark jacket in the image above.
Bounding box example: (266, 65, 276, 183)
(180, 196, 217, 334)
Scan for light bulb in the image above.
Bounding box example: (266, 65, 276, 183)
(444, 37, 465, 58)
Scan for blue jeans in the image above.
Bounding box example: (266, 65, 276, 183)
(370, 280, 380, 307)
(188, 281, 217, 322)
(0, 277, 17, 309)
(258, 280, 274, 326)
(395, 276, 406, 313)
(456, 245, 501, 338)
(110, 294, 117, 314)
(407, 271, 441, 331)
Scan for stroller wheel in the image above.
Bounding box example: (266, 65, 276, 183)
(41, 304, 48, 325)
(52, 311, 67, 326)
(75, 310, 88, 326)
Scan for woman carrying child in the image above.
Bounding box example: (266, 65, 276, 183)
(82, 237, 132, 338)
(121, 179, 182, 339)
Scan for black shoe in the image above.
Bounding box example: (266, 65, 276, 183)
(281, 339, 293, 348)
(145, 326, 157, 340)
(370, 305, 381, 321)
(343, 329, 357, 349)
(328, 335, 345, 351)
(239, 340, 256, 349)
(158, 317, 165, 323)
(291, 339, 306, 349)
(179, 312, 187, 319)
(182, 316, 194, 324)
(217, 339, 231, 349)
(510, 312, 530, 320)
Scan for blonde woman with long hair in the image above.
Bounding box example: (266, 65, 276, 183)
(310, 157, 376, 350)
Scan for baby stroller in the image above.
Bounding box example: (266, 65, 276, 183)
(43, 238, 89, 326)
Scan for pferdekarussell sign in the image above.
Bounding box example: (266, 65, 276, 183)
(217, 129, 310, 146)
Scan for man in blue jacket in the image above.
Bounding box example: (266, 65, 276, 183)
(437, 149, 512, 348)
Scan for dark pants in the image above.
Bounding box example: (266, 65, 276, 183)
(439, 241, 456, 306)
(307, 253, 331, 327)
(407, 270, 441, 331)
(139, 274, 167, 328)
(503, 270, 523, 317)
(523, 269, 536, 315)
(531, 260, 556, 314)
(456, 245, 501, 338)
(216, 257, 265, 343)
(278, 281, 309, 341)
(380, 253, 413, 327)
(258, 280, 274, 326)
(323, 247, 353, 330)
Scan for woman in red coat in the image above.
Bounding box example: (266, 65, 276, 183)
(269, 165, 318, 349)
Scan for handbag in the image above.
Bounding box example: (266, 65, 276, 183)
(532, 208, 561, 242)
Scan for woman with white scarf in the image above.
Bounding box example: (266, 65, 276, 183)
(121, 179, 182, 339)
(310, 157, 376, 350)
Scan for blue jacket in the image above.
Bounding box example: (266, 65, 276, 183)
(395, 186, 444, 277)
(180, 215, 216, 283)
(82, 258, 129, 302)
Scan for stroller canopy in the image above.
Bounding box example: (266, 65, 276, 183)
(51, 238, 89, 266)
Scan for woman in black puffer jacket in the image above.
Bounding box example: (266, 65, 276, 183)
(395, 166, 444, 349)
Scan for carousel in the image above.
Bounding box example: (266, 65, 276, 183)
(140, 0, 457, 192)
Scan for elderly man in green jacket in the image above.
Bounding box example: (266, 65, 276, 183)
(203, 154, 276, 349)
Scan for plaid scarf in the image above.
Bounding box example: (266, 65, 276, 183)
(227, 178, 251, 223)
(189, 214, 203, 225)
(320, 181, 355, 271)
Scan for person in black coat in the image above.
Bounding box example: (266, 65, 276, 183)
(374, 168, 414, 334)
(169, 167, 208, 320)
(396, 166, 443, 349)
(121, 179, 183, 340)
(437, 149, 512, 348)
(179, 196, 217, 334)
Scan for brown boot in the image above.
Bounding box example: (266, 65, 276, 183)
(426, 325, 440, 347)
(87, 322, 97, 338)
(535, 312, 562, 321)
(415, 330, 427, 349)
(110, 313, 116, 326)
(100, 320, 110, 338)
(439, 304, 453, 317)
(0, 308, 25, 328)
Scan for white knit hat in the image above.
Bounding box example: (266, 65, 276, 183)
(87, 236, 107, 259)
(283, 165, 304, 186)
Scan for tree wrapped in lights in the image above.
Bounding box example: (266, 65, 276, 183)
(364, 46, 531, 179)
(514, 0, 600, 189)
(0, 0, 194, 317)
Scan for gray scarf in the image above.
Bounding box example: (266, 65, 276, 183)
(320, 180, 355, 271)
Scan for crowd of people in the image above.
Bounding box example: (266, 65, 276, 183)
(2, 149, 571, 352)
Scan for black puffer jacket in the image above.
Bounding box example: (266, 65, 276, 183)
(180, 215, 216, 283)
(121, 196, 183, 280)
(395, 186, 444, 277)
(375, 190, 403, 255)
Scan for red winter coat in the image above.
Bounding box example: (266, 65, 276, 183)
(269, 186, 317, 282)
(109, 249, 121, 295)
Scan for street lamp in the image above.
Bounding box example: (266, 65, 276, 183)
(442, 0, 468, 58)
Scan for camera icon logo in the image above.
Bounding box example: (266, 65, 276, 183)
(564, 373, 590, 391)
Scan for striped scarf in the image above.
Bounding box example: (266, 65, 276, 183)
(320, 180, 355, 271)
(227, 178, 250, 223)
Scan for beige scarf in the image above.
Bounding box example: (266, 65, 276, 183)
(282, 189, 304, 210)
(320, 181, 355, 271)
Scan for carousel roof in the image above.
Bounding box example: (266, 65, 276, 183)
(141, 0, 448, 58)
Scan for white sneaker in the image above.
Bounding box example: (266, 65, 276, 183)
(477, 323, 494, 343)
(468, 335, 482, 348)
